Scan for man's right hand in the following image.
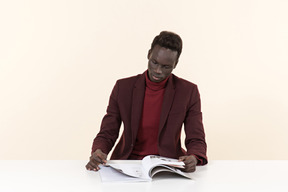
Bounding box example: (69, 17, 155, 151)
(85, 149, 107, 171)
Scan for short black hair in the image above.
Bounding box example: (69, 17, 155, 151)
(150, 31, 183, 59)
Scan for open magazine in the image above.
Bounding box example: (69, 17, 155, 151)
(98, 155, 193, 182)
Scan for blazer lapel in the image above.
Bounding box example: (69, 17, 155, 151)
(130, 73, 146, 143)
(159, 75, 175, 134)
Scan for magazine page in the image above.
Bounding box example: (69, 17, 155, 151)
(104, 162, 151, 181)
(98, 165, 149, 182)
(142, 155, 185, 170)
(142, 155, 193, 179)
(149, 164, 193, 179)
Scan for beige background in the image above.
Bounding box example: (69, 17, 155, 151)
(0, 0, 287, 160)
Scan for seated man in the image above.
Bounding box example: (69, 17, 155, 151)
(86, 31, 207, 173)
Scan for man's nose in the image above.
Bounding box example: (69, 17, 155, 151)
(155, 65, 162, 74)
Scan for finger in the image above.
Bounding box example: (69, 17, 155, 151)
(92, 153, 105, 164)
(178, 156, 186, 162)
(183, 162, 196, 172)
(179, 156, 193, 165)
(92, 151, 107, 164)
(85, 163, 94, 171)
(184, 155, 198, 166)
(89, 158, 101, 169)
(97, 155, 107, 164)
(185, 165, 196, 173)
(86, 162, 100, 171)
(97, 152, 107, 164)
(184, 157, 195, 165)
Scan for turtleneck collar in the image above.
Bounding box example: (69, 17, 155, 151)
(145, 70, 169, 91)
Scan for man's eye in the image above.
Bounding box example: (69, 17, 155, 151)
(164, 65, 171, 69)
(152, 60, 157, 64)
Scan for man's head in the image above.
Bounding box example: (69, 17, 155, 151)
(147, 31, 183, 83)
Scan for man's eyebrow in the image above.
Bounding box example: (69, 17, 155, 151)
(151, 58, 171, 66)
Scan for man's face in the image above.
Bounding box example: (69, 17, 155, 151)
(147, 45, 178, 83)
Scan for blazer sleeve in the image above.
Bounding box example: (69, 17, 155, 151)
(91, 81, 122, 155)
(184, 85, 208, 165)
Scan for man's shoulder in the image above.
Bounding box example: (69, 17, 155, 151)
(115, 73, 144, 87)
(117, 73, 142, 82)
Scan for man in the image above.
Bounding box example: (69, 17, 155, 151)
(86, 31, 207, 173)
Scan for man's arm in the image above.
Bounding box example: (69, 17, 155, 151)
(92, 81, 122, 154)
(86, 81, 122, 170)
(184, 85, 208, 166)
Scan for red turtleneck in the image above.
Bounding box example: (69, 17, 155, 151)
(129, 71, 169, 160)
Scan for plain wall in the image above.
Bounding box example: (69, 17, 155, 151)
(0, 0, 287, 160)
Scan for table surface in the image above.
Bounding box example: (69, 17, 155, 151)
(0, 160, 287, 192)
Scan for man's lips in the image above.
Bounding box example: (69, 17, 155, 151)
(152, 75, 161, 81)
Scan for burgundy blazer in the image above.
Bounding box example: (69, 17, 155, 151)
(92, 72, 207, 164)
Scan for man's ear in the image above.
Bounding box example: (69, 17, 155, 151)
(147, 49, 151, 60)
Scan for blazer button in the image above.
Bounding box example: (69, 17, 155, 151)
(131, 144, 134, 148)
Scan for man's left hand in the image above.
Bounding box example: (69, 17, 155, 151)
(179, 155, 198, 172)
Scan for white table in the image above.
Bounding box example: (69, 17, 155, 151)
(0, 160, 287, 192)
